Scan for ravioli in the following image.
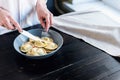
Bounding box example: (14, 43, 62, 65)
(44, 42, 58, 50)
(20, 36, 58, 56)
(41, 37, 53, 42)
(20, 42, 33, 52)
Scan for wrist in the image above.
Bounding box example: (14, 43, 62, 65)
(36, 0, 47, 11)
(37, 0, 46, 5)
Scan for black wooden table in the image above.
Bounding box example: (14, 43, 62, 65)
(0, 24, 120, 80)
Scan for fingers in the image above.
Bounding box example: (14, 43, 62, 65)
(42, 12, 53, 32)
(45, 15, 50, 32)
(50, 13, 53, 26)
(0, 8, 22, 32)
(39, 17, 45, 29)
(39, 14, 52, 32)
(0, 16, 22, 32)
(9, 16, 22, 32)
(4, 18, 14, 30)
(36, 1, 53, 32)
(0, 17, 14, 30)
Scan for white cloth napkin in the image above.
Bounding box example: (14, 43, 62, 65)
(53, 11, 120, 57)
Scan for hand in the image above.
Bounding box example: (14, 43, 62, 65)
(36, 0, 53, 32)
(0, 7, 22, 32)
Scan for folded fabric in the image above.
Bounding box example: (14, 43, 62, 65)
(66, 0, 97, 4)
(53, 11, 120, 57)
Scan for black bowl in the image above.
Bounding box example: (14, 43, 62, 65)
(13, 29, 63, 59)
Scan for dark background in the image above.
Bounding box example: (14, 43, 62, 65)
(47, 0, 61, 16)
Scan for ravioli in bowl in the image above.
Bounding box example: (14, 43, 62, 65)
(13, 29, 63, 59)
(20, 37, 58, 56)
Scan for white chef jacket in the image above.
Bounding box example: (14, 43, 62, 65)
(0, 0, 46, 35)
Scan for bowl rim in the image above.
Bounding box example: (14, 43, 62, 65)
(13, 28, 63, 59)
